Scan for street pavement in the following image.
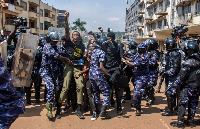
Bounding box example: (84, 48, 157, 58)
(10, 79, 200, 129)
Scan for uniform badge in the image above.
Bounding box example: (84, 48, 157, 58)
(142, 57, 144, 59)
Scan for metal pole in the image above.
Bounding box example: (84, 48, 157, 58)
(39, 0, 40, 36)
(1, 5, 4, 36)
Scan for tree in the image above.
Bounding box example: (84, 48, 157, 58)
(72, 18, 87, 31)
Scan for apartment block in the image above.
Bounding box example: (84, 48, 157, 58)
(0, 0, 58, 36)
(125, 0, 200, 51)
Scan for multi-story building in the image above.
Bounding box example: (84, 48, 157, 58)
(57, 10, 66, 28)
(0, 0, 58, 36)
(125, 0, 200, 51)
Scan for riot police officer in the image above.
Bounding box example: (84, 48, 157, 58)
(123, 41, 138, 100)
(161, 38, 181, 116)
(168, 41, 200, 127)
(145, 39, 159, 106)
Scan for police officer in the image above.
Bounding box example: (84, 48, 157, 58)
(125, 42, 149, 116)
(105, 32, 123, 115)
(145, 39, 159, 106)
(123, 41, 138, 100)
(161, 38, 181, 116)
(39, 31, 69, 119)
(168, 41, 200, 127)
(89, 36, 112, 120)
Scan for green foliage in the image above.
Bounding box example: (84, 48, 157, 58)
(72, 18, 87, 31)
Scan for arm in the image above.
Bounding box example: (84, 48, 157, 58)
(64, 12, 70, 41)
(100, 61, 108, 75)
(7, 25, 18, 45)
(149, 52, 159, 67)
(98, 27, 104, 36)
(88, 31, 98, 41)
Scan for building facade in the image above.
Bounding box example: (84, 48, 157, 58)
(125, 0, 200, 51)
(0, 0, 58, 36)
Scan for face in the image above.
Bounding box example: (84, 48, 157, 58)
(72, 32, 80, 42)
(88, 44, 95, 51)
(62, 40, 66, 46)
(138, 48, 146, 54)
(50, 41, 58, 46)
(107, 37, 114, 42)
(88, 50, 92, 57)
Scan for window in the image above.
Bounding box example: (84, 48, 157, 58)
(164, 19, 168, 26)
(196, 0, 200, 14)
(45, 13, 48, 17)
(52, 14, 55, 20)
(31, 22, 34, 28)
(20, 1, 27, 11)
(40, 9, 43, 17)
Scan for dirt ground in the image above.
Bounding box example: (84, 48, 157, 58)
(10, 79, 200, 129)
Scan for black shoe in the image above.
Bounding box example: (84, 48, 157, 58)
(27, 100, 35, 105)
(99, 105, 111, 119)
(160, 106, 168, 112)
(53, 102, 58, 107)
(124, 95, 131, 100)
(117, 108, 123, 115)
(142, 95, 148, 101)
(161, 111, 173, 116)
(55, 103, 61, 119)
(170, 121, 184, 127)
(75, 110, 85, 119)
(146, 99, 154, 106)
(136, 106, 141, 116)
(91, 112, 97, 121)
(131, 103, 136, 108)
(61, 105, 71, 113)
(35, 99, 40, 103)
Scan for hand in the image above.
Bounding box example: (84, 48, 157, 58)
(88, 31, 94, 35)
(98, 27, 103, 32)
(75, 72, 80, 79)
(64, 12, 69, 21)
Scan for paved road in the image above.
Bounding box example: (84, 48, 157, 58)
(10, 80, 200, 129)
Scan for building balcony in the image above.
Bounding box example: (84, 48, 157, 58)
(147, 0, 163, 9)
(30, 28, 38, 34)
(155, 8, 168, 15)
(4, 24, 15, 32)
(138, 0, 144, 6)
(138, 9, 145, 14)
(28, 0, 39, 5)
(146, 0, 154, 4)
(28, 11, 39, 19)
(176, 0, 194, 7)
(44, 17, 51, 22)
(4, 3, 23, 14)
(175, 14, 193, 26)
(147, 16, 166, 24)
(136, 23, 144, 28)
(145, 16, 153, 21)
(138, 14, 144, 18)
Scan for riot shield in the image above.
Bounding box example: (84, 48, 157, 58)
(11, 33, 39, 87)
(0, 41, 7, 68)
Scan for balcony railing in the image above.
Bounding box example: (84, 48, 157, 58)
(175, 14, 193, 25)
(155, 8, 168, 15)
(138, 8, 145, 14)
(176, 0, 194, 7)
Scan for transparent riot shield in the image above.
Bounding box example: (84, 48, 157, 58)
(11, 33, 39, 87)
(0, 41, 7, 67)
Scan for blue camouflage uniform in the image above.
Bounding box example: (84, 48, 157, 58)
(130, 43, 149, 106)
(148, 50, 159, 87)
(0, 57, 25, 129)
(89, 48, 111, 106)
(39, 43, 60, 103)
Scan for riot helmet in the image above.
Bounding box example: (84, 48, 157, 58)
(185, 41, 199, 56)
(164, 38, 176, 51)
(129, 41, 137, 49)
(146, 39, 158, 50)
(97, 36, 108, 49)
(38, 37, 46, 47)
(46, 31, 59, 43)
(137, 42, 147, 54)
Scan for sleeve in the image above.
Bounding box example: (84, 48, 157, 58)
(45, 45, 59, 59)
(99, 50, 105, 62)
(166, 52, 181, 76)
(134, 53, 149, 66)
(149, 52, 159, 67)
(173, 66, 190, 89)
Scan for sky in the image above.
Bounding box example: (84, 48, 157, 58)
(41, 0, 127, 32)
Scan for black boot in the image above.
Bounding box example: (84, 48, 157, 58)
(170, 105, 185, 127)
(146, 87, 155, 106)
(136, 105, 141, 116)
(160, 106, 168, 112)
(55, 103, 61, 119)
(99, 105, 111, 119)
(75, 104, 85, 119)
(162, 97, 173, 116)
(95, 104, 100, 114)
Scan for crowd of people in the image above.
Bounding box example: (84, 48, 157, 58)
(0, 11, 200, 129)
